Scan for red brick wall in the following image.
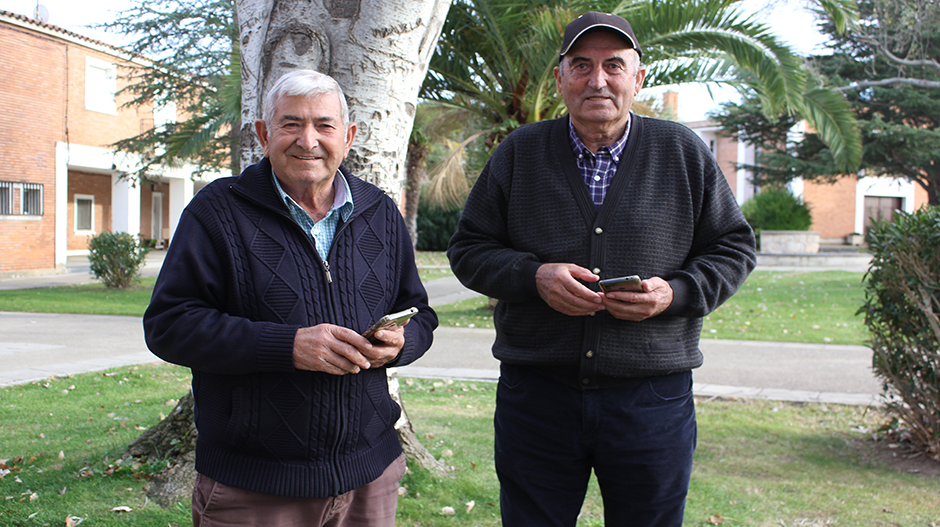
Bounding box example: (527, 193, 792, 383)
(804, 176, 858, 239)
(1, 19, 155, 273)
(0, 22, 67, 272)
(67, 171, 112, 251)
(914, 183, 929, 209)
(713, 134, 739, 195)
(67, 53, 155, 148)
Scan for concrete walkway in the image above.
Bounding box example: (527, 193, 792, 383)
(0, 251, 882, 406)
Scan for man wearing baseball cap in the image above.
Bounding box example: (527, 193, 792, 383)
(449, 11, 755, 526)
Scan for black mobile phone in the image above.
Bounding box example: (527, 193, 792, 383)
(598, 275, 643, 293)
(362, 307, 418, 343)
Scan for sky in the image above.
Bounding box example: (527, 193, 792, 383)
(0, 0, 831, 121)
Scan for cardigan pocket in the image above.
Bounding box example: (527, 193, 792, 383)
(222, 386, 251, 446)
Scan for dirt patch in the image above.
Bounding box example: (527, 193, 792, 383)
(863, 439, 940, 478)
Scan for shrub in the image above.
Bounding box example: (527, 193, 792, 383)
(87, 231, 151, 288)
(416, 202, 462, 252)
(861, 206, 940, 460)
(740, 187, 812, 232)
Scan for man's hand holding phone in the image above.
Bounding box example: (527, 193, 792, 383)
(536, 263, 605, 317)
(600, 275, 674, 321)
(292, 308, 417, 375)
(360, 307, 416, 368)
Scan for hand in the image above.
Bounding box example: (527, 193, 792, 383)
(292, 324, 374, 375)
(601, 276, 674, 321)
(535, 263, 605, 317)
(360, 322, 407, 368)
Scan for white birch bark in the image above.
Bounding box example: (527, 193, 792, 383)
(237, 0, 451, 203)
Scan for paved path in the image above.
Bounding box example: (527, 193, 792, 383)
(0, 253, 882, 406)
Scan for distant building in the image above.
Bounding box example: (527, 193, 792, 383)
(669, 92, 929, 244)
(0, 10, 223, 276)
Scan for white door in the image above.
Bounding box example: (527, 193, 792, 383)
(152, 193, 164, 241)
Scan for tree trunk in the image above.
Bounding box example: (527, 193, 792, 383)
(404, 140, 429, 247)
(127, 0, 454, 507)
(237, 0, 452, 202)
(127, 391, 198, 506)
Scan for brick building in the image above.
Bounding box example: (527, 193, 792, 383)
(0, 11, 221, 276)
(684, 114, 928, 243)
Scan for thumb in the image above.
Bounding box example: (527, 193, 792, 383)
(569, 265, 600, 283)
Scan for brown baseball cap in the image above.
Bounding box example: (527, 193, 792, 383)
(559, 11, 642, 60)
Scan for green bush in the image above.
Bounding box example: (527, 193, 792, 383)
(416, 202, 462, 251)
(740, 187, 812, 232)
(87, 231, 151, 288)
(861, 206, 940, 461)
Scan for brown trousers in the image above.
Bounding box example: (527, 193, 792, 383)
(192, 454, 406, 527)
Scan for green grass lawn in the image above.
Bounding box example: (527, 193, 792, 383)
(2, 369, 938, 526)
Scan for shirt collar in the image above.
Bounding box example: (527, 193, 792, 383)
(272, 170, 354, 223)
(568, 113, 632, 162)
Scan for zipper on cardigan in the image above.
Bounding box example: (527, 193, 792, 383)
(323, 260, 333, 284)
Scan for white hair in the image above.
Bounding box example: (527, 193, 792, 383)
(262, 69, 350, 127)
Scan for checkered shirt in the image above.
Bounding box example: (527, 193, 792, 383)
(568, 116, 631, 208)
(272, 171, 354, 261)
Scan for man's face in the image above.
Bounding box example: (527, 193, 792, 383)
(554, 31, 646, 133)
(255, 93, 355, 189)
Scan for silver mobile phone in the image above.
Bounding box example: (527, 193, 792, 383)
(362, 307, 418, 343)
(598, 275, 643, 293)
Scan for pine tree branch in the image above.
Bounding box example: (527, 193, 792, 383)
(856, 35, 940, 75)
(838, 77, 940, 90)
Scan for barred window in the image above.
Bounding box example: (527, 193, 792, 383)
(0, 182, 10, 215)
(0, 181, 43, 216)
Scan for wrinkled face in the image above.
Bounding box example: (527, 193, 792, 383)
(255, 93, 355, 189)
(554, 31, 646, 133)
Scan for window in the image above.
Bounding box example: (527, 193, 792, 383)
(75, 194, 94, 232)
(22, 183, 42, 215)
(85, 57, 117, 114)
(0, 182, 10, 215)
(0, 181, 43, 217)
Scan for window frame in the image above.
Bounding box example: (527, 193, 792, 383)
(84, 57, 118, 115)
(74, 194, 95, 233)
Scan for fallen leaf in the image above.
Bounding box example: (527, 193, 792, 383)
(111, 505, 133, 512)
(707, 514, 726, 525)
(466, 500, 475, 513)
(58, 451, 65, 460)
(441, 506, 456, 516)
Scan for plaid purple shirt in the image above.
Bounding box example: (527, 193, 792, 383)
(568, 116, 631, 208)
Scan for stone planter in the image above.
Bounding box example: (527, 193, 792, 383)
(846, 233, 865, 246)
(760, 230, 820, 254)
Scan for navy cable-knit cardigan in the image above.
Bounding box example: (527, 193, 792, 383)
(144, 158, 437, 498)
(448, 115, 755, 382)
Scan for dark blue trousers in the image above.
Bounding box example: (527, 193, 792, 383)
(494, 364, 696, 527)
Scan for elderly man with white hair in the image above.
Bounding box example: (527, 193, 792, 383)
(144, 69, 437, 527)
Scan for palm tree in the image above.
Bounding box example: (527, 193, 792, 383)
(419, 0, 861, 193)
